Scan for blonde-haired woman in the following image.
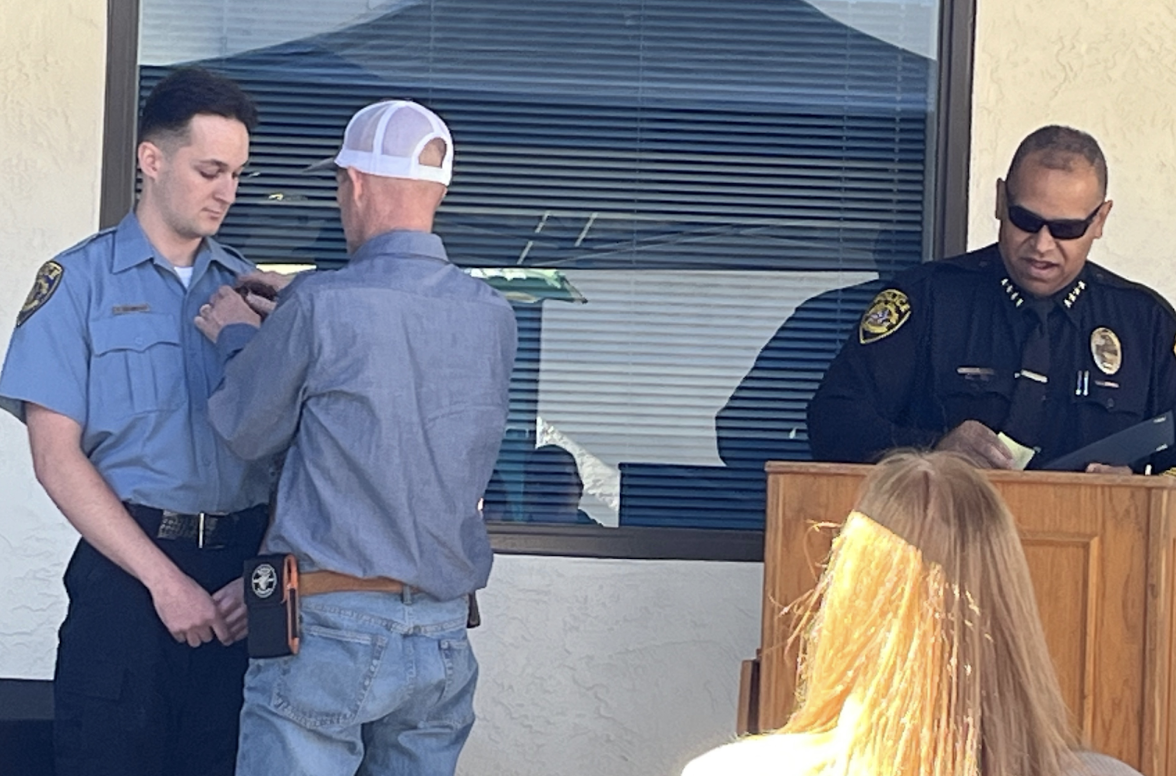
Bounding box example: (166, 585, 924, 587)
(683, 451, 1139, 776)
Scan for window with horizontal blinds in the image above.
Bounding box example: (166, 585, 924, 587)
(138, 0, 941, 533)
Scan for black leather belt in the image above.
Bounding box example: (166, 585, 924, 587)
(125, 503, 268, 550)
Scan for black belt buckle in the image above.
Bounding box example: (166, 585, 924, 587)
(157, 511, 231, 549)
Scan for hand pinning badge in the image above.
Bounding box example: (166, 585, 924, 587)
(1090, 327, 1121, 375)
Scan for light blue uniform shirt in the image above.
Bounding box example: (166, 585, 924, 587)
(208, 230, 517, 601)
(0, 213, 272, 512)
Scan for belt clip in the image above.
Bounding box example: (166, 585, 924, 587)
(198, 512, 207, 549)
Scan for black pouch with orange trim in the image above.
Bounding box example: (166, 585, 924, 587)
(244, 554, 300, 658)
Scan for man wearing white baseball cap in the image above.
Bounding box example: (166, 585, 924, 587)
(194, 99, 517, 775)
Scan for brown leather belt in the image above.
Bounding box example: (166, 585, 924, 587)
(300, 570, 406, 597)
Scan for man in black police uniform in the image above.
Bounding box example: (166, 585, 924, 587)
(807, 125, 1176, 472)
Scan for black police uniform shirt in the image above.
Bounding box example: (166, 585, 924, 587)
(806, 243, 1176, 472)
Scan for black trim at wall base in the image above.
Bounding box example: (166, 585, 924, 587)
(0, 679, 54, 776)
(488, 524, 765, 562)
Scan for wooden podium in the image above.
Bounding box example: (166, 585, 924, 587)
(739, 462, 1176, 776)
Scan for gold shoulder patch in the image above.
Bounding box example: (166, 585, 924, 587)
(16, 261, 64, 327)
(859, 289, 912, 345)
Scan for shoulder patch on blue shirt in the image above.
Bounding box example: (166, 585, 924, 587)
(16, 260, 65, 327)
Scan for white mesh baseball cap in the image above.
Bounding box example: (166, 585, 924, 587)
(306, 100, 453, 185)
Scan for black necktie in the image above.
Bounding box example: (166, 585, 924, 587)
(1003, 298, 1053, 447)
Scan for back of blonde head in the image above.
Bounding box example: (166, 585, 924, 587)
(783, 451, 1077, 776)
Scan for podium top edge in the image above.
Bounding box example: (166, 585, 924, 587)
(763, 461, 1176, 488)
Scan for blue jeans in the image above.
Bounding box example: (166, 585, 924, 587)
(236, 589, 477, 776)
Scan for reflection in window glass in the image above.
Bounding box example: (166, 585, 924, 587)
(139, 0, 941, 529)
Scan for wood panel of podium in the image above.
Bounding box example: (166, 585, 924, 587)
(737, 462, 1176, 776)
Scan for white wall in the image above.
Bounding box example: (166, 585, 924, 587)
(462, 557, 762, 776)
(0, 0, 107, 678)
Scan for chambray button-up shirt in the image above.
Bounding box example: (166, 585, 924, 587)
(0, 213, 272, 512)
(209, 230, 517, 601)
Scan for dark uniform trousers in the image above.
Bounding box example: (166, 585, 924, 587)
(53, 505, 267, 776)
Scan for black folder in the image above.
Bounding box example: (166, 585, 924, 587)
(1041, 411, 1174, 471)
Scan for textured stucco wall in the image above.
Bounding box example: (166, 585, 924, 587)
(0, 0, 106, 678)
(460, 557, 762, 776)
(969, 0, 1176, 304)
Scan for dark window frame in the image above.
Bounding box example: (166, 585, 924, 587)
(100, 0, 976, 563)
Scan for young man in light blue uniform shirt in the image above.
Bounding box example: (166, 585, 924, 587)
(0, 68, 271, 776)
(195, 99, 517, 776)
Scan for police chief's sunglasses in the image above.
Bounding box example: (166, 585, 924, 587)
(1005, 200, 1104, 240)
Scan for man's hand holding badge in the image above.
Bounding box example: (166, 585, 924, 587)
(234, 270, 293, 319)
(194, 270, 296, 342)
